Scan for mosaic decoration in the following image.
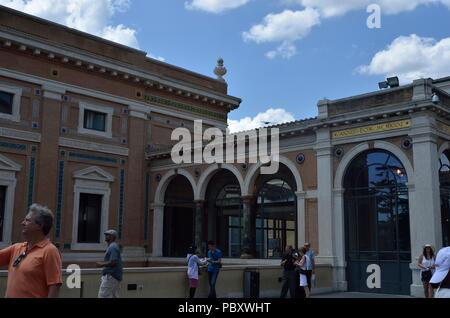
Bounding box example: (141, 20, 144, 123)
(55, 160, 65, 238)
(118, 169, 125, 239)
(27, 157, 36, 207)
(0, 141, 26, 151)
(143, 94, 227, 121)
(144, 172, 150, 240)
(68, 152, 117, 164)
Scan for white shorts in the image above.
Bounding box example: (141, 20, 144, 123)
(299, 274, 308, 287)
(98, 274, 121, 298)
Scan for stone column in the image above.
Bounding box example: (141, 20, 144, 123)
(151, 203, 165, 257)
(315, 127, 335, 265)
(194, 200, 205, 255)
(295, 191, 306, 247)
(241, 196, 255, 258)
(409, 113, 442, 296)
(332, 188, 347, 291)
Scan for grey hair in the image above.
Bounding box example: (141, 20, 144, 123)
(29, 204, 54, 235)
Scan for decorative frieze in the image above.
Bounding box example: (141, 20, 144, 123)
(68, 151, 118, 164)
(144, 95, 227, 121)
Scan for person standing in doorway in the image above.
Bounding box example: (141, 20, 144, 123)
(280, 245, 296, 298)
(206, 240, 222, 298)
(417, 244, 435, 298)
(304, 242, 315, 292)
(0, 204, 62, 298)
(97, 229, 123, 298)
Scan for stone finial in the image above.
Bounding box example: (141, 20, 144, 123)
(214, 57, 227, 82)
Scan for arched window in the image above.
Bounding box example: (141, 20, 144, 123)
(344, 150, 411, 294)
(256, 179, 296, 259)
(439, 150, 450, 246)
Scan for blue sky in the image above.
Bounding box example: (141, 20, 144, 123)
(2, 0, 450, 132)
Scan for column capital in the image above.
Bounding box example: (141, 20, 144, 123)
(42, 83, 66, 101)
(150, 202, 165, 209)
(333, 188, 345, 196)
(411, 132, 438, 145)
(194, 200, 205, 207)
(295, 191, 307, 199)
(315, 145, 334, 157)
(241, 195, 255, 203)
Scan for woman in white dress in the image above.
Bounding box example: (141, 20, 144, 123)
(417, 244, 435, 298)
(294, 247, 311, 298)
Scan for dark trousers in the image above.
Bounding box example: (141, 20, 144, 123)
(208, 271, 219, 298)
(280, 270, 296, 298)
(306, 270, 313, 291)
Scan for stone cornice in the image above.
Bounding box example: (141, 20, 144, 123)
(59, 137, 129, 156)
(0, 29, 241, 110)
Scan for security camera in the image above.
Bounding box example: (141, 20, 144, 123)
(432, 93, 440, 104)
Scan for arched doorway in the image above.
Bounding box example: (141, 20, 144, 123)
(205, 170, 242, 258)
(344, 149, 411, 294)
(163, 175, 195, 257)
(439, 150, 450, 247)
(256, 178, 296, 258)
(252, 162, 298, 258)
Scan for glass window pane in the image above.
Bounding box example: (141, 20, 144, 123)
(0, 91, 13, 114)
(84, 109, 106, 132)
(77, 193, 102, 243)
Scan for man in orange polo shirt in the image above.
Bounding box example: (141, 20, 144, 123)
(0, 204, 62, 298)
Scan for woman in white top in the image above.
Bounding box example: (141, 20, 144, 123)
(417, 244, 436, 298)
(294, 247, 311, 298)
(186, 245, 207, 298)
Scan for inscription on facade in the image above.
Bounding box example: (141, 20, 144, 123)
(437, 122, 450, 136)
(332, 120, 411, 139)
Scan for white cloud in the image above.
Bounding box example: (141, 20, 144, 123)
(266, 41, 297, 59)
(358, 34, 450, 82)
(102, 24, 139, 49)
(243, 8, 320, 44)
(293, 0, 450, 17)
(242, 8, 319, 60)
(185, 0, 250, 13)
(0, 0, 140, 48)
(228, 108, 295, 133)
(245, 0, 450, 59)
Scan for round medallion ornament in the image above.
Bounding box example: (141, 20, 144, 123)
(155, 174, 162, 182)
(402, 137, 412, 150)
(296, 153, 305, 165)
(334, 147, 344, 158)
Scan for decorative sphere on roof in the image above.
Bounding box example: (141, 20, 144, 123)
(214, 57, 227, 82)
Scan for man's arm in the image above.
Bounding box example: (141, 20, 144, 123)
(47, 284, 61, 298)
(96, 260, 117, 268)
(97, 246, 119, 268)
